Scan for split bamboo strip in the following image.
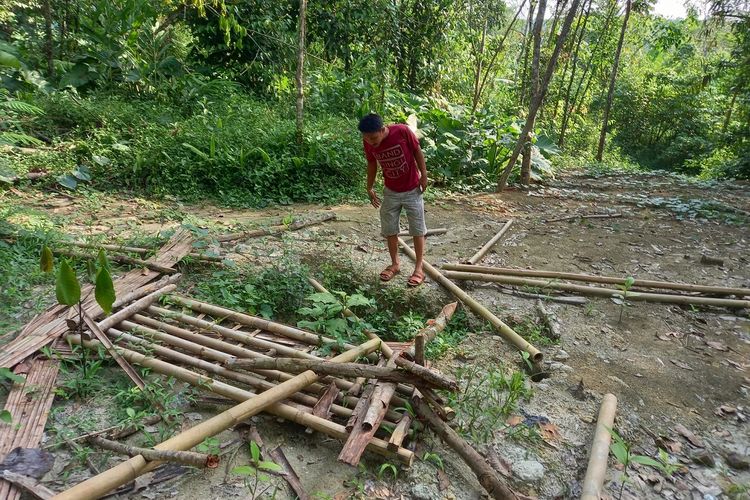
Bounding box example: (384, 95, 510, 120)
(442, 264, 750, 297)
(443, 271, 750, 309)
(226, 358, 457, 391)
(162, 296, 352, 351)
(216, 211, 336, 242)
(465, 219, 514, 265)
(581, 394, 618, 500)
(88, 436, 219, 468)
(53, 248, 177, 274)
(57, 336, 411, 500)
(98, 285, 177, 332)
(412, 396, 518, 500)
(397, 238, 543, 362)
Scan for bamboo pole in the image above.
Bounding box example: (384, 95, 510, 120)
(56, 240, 223, 262)
(397, 239, 543, 362)
(442, 264, 750, 297)
(443, 271, 750, 309)
(412, 396, 518, 500)
(398, 228, 448, 237)
(98, 285, 177, 332)
(53, 248, 178, 274)
(87, 436, 219, 468)
(465, 219, 514, 265)
(581, 394, 618, 500)
(55, 337, 403, 500)
(216, 211, 336, 242)
(111, 274, 182, 309)
(543, 212, 622, 223)
(226, 358, 457, 391)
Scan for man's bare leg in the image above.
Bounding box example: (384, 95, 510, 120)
(413, 235, 425, 275)
(386, 235, 400, 269)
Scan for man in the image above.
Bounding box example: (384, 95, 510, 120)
(359, 112, 427, 287)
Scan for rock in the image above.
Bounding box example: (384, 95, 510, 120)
(535, 382, 550, 390)
(549, 362, 574, 373)
(553, 350, 570, 362)
(410, 483, 440, 500)
(725, 452, 749, 470)
(692, 451, 716, 467)
(512, 460, 545, 482)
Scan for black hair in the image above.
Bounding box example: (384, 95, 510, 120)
(358, 113, 384, 133)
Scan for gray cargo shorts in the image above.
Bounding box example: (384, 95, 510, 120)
(380, 186, 427, 237)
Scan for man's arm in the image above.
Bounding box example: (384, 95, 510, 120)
(366, 159, 381, 208)
(415, 147, 428, 193)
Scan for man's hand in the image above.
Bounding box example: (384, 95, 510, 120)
(368, 189, 381, 208)
(419, 175, 428, 194)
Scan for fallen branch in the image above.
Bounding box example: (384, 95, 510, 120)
(412, 396, 518, 500)
(581, 394, 618, 500)
(497, 287, 588, 305)
(443, 271, 750, 309)
(542, 213, 622, 223)
(226, 358, 457, 392)
(216, 211, 336, 243)
(535, 299, 560, 340)
(88, 436, 219, 468)
(398, 238, 542, 362)
(465, 219, 514, 265)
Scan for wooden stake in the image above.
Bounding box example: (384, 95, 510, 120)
(55, 337, 393, 500)
(414, 334, 425, 366)
(465, 219, 514, 265)
(398, 239, 542, 362)
(581, 394, 618, 500)
(442, 263, 750, 297)
(443, 271, 750, 309)
(216, 211, 336, 242)
(88, 436, 219, 468)
(412, 397, 518, 500)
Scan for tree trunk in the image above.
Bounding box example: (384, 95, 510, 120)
(558, 0, 593, 146)
(471, 20, 489, 113)
(520, 0, 546, 186)
(518, 0, 536, 108)
(551, 0, 589, 123)
(295, 0, 307, 147)
(42, 0, 54, 78)
(595, 0, 631, 162)
(722, 89, 738, 134)
(497, 0, 583, 191)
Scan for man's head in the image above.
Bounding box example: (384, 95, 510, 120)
(359, 113, 387, 147)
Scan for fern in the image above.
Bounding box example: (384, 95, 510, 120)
(0, 132, 44, 147)
(0, 100, 43, 115)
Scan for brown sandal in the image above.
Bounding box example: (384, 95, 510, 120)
(407, 272, 425, 287)
(379, 265, 400, 282)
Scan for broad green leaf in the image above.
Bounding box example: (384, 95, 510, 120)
(610, 441, 629, 465)
(630, 455, 662, 467)
(297, 320, 321, 331)
(258, 460, 282, 471)
(87, 260, 98, 282)
(57, 174, 78, 190)
(40, 245, 54, 273)
(324, 318, 347, 335)
(232, 465, 256, 476)
(346, 294, 374, 308)
(97, 249, 109, 271)
(91, 155, 110, 167)
(306, 292, 339, 304)
(73, 165, 92, 181)
(95, 267, 116, 315)
(624, 277, 636, 288)
(0, 50, 21, 69)
(250, 441, 260, 462)
(0, 410, 11, 424)
(0, 367, 26, 384)
(126, 407, 136, 418)
(56, 260, 81, 305)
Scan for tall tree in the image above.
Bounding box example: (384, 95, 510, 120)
(497, 0, 583, 190)
(295, 0, 307, 147)
(520, 0, 547, 185)
(595, 0, 631, 161)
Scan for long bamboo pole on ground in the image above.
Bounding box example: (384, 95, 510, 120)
(82, 311, 146, 391)
(398, 228, 448, 237)
(412, 397, 518, 500)
(87, 436, 218, 468)
(581, 394, 618, 500)
(443, 271, 750, 309)
(397, 239, 542, 362)
(465, 219, 514, 265)
(55, 337, 397, 500)
(111, 274, 182, 309)
(98, 285, 176, 332)
(55, 240, 223, 262)
(216, 211, 336, 243)
(226, 358, 458, 391)
(53, 249, 178, 275)
(442, 264, 750, 297)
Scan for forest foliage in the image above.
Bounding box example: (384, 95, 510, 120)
(1, 0, 748, 205)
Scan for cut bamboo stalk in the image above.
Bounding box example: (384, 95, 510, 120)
(397, 239, 542, 362)
(387, 414, 412, 451)
(581, 394, 618, 500)
(414, 334, 425, 366)
(398, 227, 448, 237)
(53, 248, 178, 274)
(442, 263, 750, 297)
(88, 436, 219, 468)
(443, 271, 750, 309)
(111, 274, 182, 310)
(497, 287, 589, 305)
(421, 388, 456, 421)
(543, 212, 622, 223)
(465, 219, 514, 265)
(98, 285, 177, 332)
(412, 397, 518, 500)
(55, 336, 400, 500)
(216, 211, 336, 242)
(226, 358, 457, 391)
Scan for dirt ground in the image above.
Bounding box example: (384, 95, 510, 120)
(4, 171, 750, 499)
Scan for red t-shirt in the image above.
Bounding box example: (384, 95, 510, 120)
(363, 124, 421, 192)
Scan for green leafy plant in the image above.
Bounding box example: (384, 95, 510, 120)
(376, 462, 398, 480)
(196, 436, 221, 455)
(232, 440, 282, 498)
(617, 276, 636, 323)
(297, 291, 375, 350)
(422, 451, 444, 470)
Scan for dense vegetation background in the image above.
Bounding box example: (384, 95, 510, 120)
(1, 0, 748, 206)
